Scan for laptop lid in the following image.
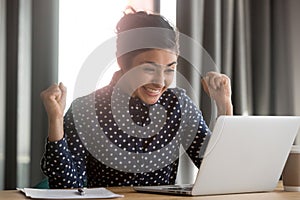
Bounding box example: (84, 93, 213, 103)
(191, 115, 300, 195)
(134, 115, 300, 196)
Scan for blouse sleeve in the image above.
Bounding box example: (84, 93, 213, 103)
(175, 88, 211, 168)
(41, 105, 88, 189)
(185, 110, 211, 168)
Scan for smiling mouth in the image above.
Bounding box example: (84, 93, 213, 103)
(143, 86, 162, 96)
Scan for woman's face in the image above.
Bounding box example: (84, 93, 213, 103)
(127, 49, 177, 105)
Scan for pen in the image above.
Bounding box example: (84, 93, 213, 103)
(77, 188, 85, 196)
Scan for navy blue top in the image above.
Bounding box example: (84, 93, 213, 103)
(41, 84, 210, 189)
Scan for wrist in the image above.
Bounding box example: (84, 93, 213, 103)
(48, 118, 64, 142)
(216, 100, 233, 116)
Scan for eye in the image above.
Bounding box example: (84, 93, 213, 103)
(165, 68, 175, 73)
(142, 66, 156, 73)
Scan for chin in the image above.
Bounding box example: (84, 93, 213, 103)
(139, 96, 159, 105)
(145, 99, 159, 105)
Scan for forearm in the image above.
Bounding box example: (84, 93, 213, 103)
(48, 117, 64, 142)
(216, 100, 233, 117)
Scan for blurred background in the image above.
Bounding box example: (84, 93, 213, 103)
(0, 0, 299, 190)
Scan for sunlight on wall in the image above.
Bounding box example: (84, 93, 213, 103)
(59, 0, 176, 109)
(59, 0, 127, 109)
(161, 0, 176, 25)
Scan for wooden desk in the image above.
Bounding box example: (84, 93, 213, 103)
(1, 182, 299, 200)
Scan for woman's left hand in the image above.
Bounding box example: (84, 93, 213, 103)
(202, 71, 233, 116)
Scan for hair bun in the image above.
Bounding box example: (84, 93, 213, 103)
(123, 6, 137, 15)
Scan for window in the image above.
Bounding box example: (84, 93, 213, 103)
(59, 0, 176, 109)
(160, 0, 176, 25)
(59, 0, 128, 108)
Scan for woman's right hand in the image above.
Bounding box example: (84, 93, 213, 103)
(40, 82, 67, 141)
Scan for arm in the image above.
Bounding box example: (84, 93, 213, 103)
(185, 72, 233, 166)
(174, 88, 210, 168)
(184, 99, 210, 168)
(40, 83, 87, 188)
(40, 82, 66, 141)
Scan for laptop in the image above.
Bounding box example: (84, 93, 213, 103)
(134, 115, 300, 196)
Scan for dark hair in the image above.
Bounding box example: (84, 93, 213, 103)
(116, 9, 179, 71)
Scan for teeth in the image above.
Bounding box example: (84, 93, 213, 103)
(145, 87, 160, 94)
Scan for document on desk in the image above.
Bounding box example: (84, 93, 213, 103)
(17, 187, 124, 199)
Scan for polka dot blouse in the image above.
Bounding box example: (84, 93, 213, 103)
(41, 84, 210, 189)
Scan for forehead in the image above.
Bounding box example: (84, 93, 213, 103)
(132, 49, 177, 64)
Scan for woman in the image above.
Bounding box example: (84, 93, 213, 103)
(40, 10, 232, 189)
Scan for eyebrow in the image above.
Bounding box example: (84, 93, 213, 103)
(143, 61, 177, 67)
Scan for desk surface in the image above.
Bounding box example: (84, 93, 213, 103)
(1, 182, 299, 200)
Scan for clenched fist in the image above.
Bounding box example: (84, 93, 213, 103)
(40, 82, 67, 141)
(201, 72, 233, 116)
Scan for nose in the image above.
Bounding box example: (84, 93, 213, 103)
(152, 69, 165, 86)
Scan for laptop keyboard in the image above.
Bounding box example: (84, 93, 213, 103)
(163, 184, 193, 191)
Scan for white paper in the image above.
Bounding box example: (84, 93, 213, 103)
(17, 187, 124, 199)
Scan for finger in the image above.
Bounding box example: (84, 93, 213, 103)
(201, 77, 210, 95)
(58, 82, 67, 107)
(215, 77, 223, 89)
(204, 72, 215, 90)
(41, 84, 62, 101)
(47, 84, 61, 94)
(206, 72, 229, 89)
(51, 85, 62, 99)
(40, 85, 55, 100)
(208, 74, 218, 90)
(219, 76, 230, 88)
(59, 82, 67, 98)
(217, 75, 229, 89)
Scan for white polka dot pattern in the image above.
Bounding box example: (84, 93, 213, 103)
(41, 85, 210, 188)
